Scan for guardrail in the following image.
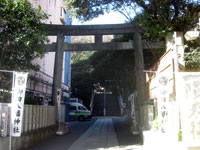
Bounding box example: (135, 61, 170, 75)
(0, 103, 56, 137)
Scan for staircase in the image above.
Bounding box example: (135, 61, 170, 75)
(93, 94, 104, 116)
(106, 94, 120, 116)
(92, 94, 120, 116)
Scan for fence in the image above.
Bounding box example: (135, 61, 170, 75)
(0, 103, 56, 137)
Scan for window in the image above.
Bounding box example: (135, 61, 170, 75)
(70, 106, 76, 111)
(78, 106, 86, 111)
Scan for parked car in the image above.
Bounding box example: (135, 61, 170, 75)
(70, 102, 91, 121)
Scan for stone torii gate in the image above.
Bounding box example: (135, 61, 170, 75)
(45, 23, 162, 133)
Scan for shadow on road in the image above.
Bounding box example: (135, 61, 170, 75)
(112, 117, 143, 147)
(26, 119, 97, 150)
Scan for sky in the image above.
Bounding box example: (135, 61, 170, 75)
(72, 11, 126, 25)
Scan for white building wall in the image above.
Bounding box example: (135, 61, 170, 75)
(28, 0, 66, 81)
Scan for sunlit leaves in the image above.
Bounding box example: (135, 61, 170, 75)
(66, 0, 200, 42)
(0, 0, 48, 71)
(184, 38, 200, 71)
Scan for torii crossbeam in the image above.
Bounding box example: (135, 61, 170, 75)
(45, 24, 163, 132)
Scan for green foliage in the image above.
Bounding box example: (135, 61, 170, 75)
(0, 91, 11, 103)
(151, 116, 159, 131)
(0, 72, 13, 103)
(68, 0, 200, 99)
(71, 71, 96, 107)
(112, 34, 164, 68)
(71, 50, 136, 102)
(24, 92, 36, 105)
(135, 1, 200, 41)
(89, 50, 136, 95)
(0, 0, 48, 71)
(71, 55, 96, 107)
(178, 130, 183, 141)
(71, 51, 94, 64)
(24, 92, 43, 105)
(67, 0, 200, 42)
(184, 38, 200, 71)
(71, 37, 163, 100)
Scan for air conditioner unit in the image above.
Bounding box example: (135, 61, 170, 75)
(60, 7, 66, 25)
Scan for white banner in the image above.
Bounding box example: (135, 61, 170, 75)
(11, 72, 28, 137)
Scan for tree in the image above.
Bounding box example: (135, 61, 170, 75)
(68, 0, 200, 99)
(0, 0, 48, 103)
(134, 1, 200, 41)
(0, 0, 48, 71)
(71, 52, 96, 107)
(89, 50, 136, 97)
(184, 38, 200, 71)
(66, 0, 139, 21)
(71, 51, 94, 64)
(67, 0, 200, 41)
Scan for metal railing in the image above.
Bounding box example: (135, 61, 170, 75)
(28, 71, 69, 101)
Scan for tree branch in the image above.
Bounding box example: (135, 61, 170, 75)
(111, 3, 132, 21)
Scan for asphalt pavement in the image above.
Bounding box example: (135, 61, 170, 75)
(112, 117, 143, 146)
(26, 117, 143, 150)
(26, 118, 97, 150)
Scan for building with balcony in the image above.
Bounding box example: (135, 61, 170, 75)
(26, 0, 71, 105)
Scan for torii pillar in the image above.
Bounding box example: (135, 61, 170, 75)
(133, 31, 146, 135)
(52, 34, 64, 106)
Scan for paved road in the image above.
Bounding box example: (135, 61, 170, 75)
(113, 117, 143, 149)
(27, 119, 97, 150)
(26, 117, 143, 150)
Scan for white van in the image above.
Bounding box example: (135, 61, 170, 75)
(70, 102, 91, 121)
(70, 98, 83, 104)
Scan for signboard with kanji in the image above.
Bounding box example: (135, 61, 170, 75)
(157, 74, 169, 133)
(177, 72, 200, 146)
(11, 72, 28, 137)
(57, 89, 61, 122)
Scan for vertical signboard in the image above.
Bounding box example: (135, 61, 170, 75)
(57, 89, 61, 132)
(57, 89, 61, 121)
(177, 72, 200, 146)
(157, 74, 169, 133)
(11, 72, 28, 137)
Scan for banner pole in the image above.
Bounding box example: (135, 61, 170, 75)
(9, 72, 15, 150)
(9, 106, 12, 150)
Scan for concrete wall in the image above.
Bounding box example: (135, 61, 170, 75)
(0, 103, 68, 150)
(146, 49, 175, 101)
(142, 32, 194, 149)
(0, 104, 56, 137)
(0, 125, 57, 150)
(143, 34, 179, 135)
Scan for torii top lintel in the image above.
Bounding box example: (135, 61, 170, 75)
(45, 23, 137, 36)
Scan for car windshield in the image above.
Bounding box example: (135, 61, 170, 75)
(78, 106, 86, 111)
